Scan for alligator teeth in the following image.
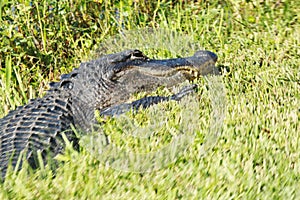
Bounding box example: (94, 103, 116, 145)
(188, 70, 198, 77)
(194, 71, 198, 77)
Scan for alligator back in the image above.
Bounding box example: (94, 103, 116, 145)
(0, 93, 76, 179)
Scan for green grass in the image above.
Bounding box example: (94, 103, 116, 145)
(0, 0, 299, 199)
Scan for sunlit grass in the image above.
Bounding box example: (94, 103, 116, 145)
(0, 0, 299, 199)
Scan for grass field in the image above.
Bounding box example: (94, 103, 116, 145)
(0, 0, 299, 199)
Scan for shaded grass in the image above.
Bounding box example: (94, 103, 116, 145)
(0, 0, 300, 199)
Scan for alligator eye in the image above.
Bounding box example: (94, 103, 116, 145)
(60, 80, 73, 90)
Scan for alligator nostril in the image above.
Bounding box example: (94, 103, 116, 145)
(207, 51, 218, 62)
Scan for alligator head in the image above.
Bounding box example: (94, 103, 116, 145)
(48, 49, 218, 130)
(94, 49, 218, 106)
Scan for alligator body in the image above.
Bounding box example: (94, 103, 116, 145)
(0, 49, 218, 180)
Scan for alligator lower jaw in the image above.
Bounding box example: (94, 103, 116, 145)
(136, 67, 200, 81)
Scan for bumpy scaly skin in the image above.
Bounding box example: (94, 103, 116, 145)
(0, 49, 218, 180)
(0, 92, 76, 177)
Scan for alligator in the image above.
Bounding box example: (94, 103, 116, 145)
(0, 49, 218, 181)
